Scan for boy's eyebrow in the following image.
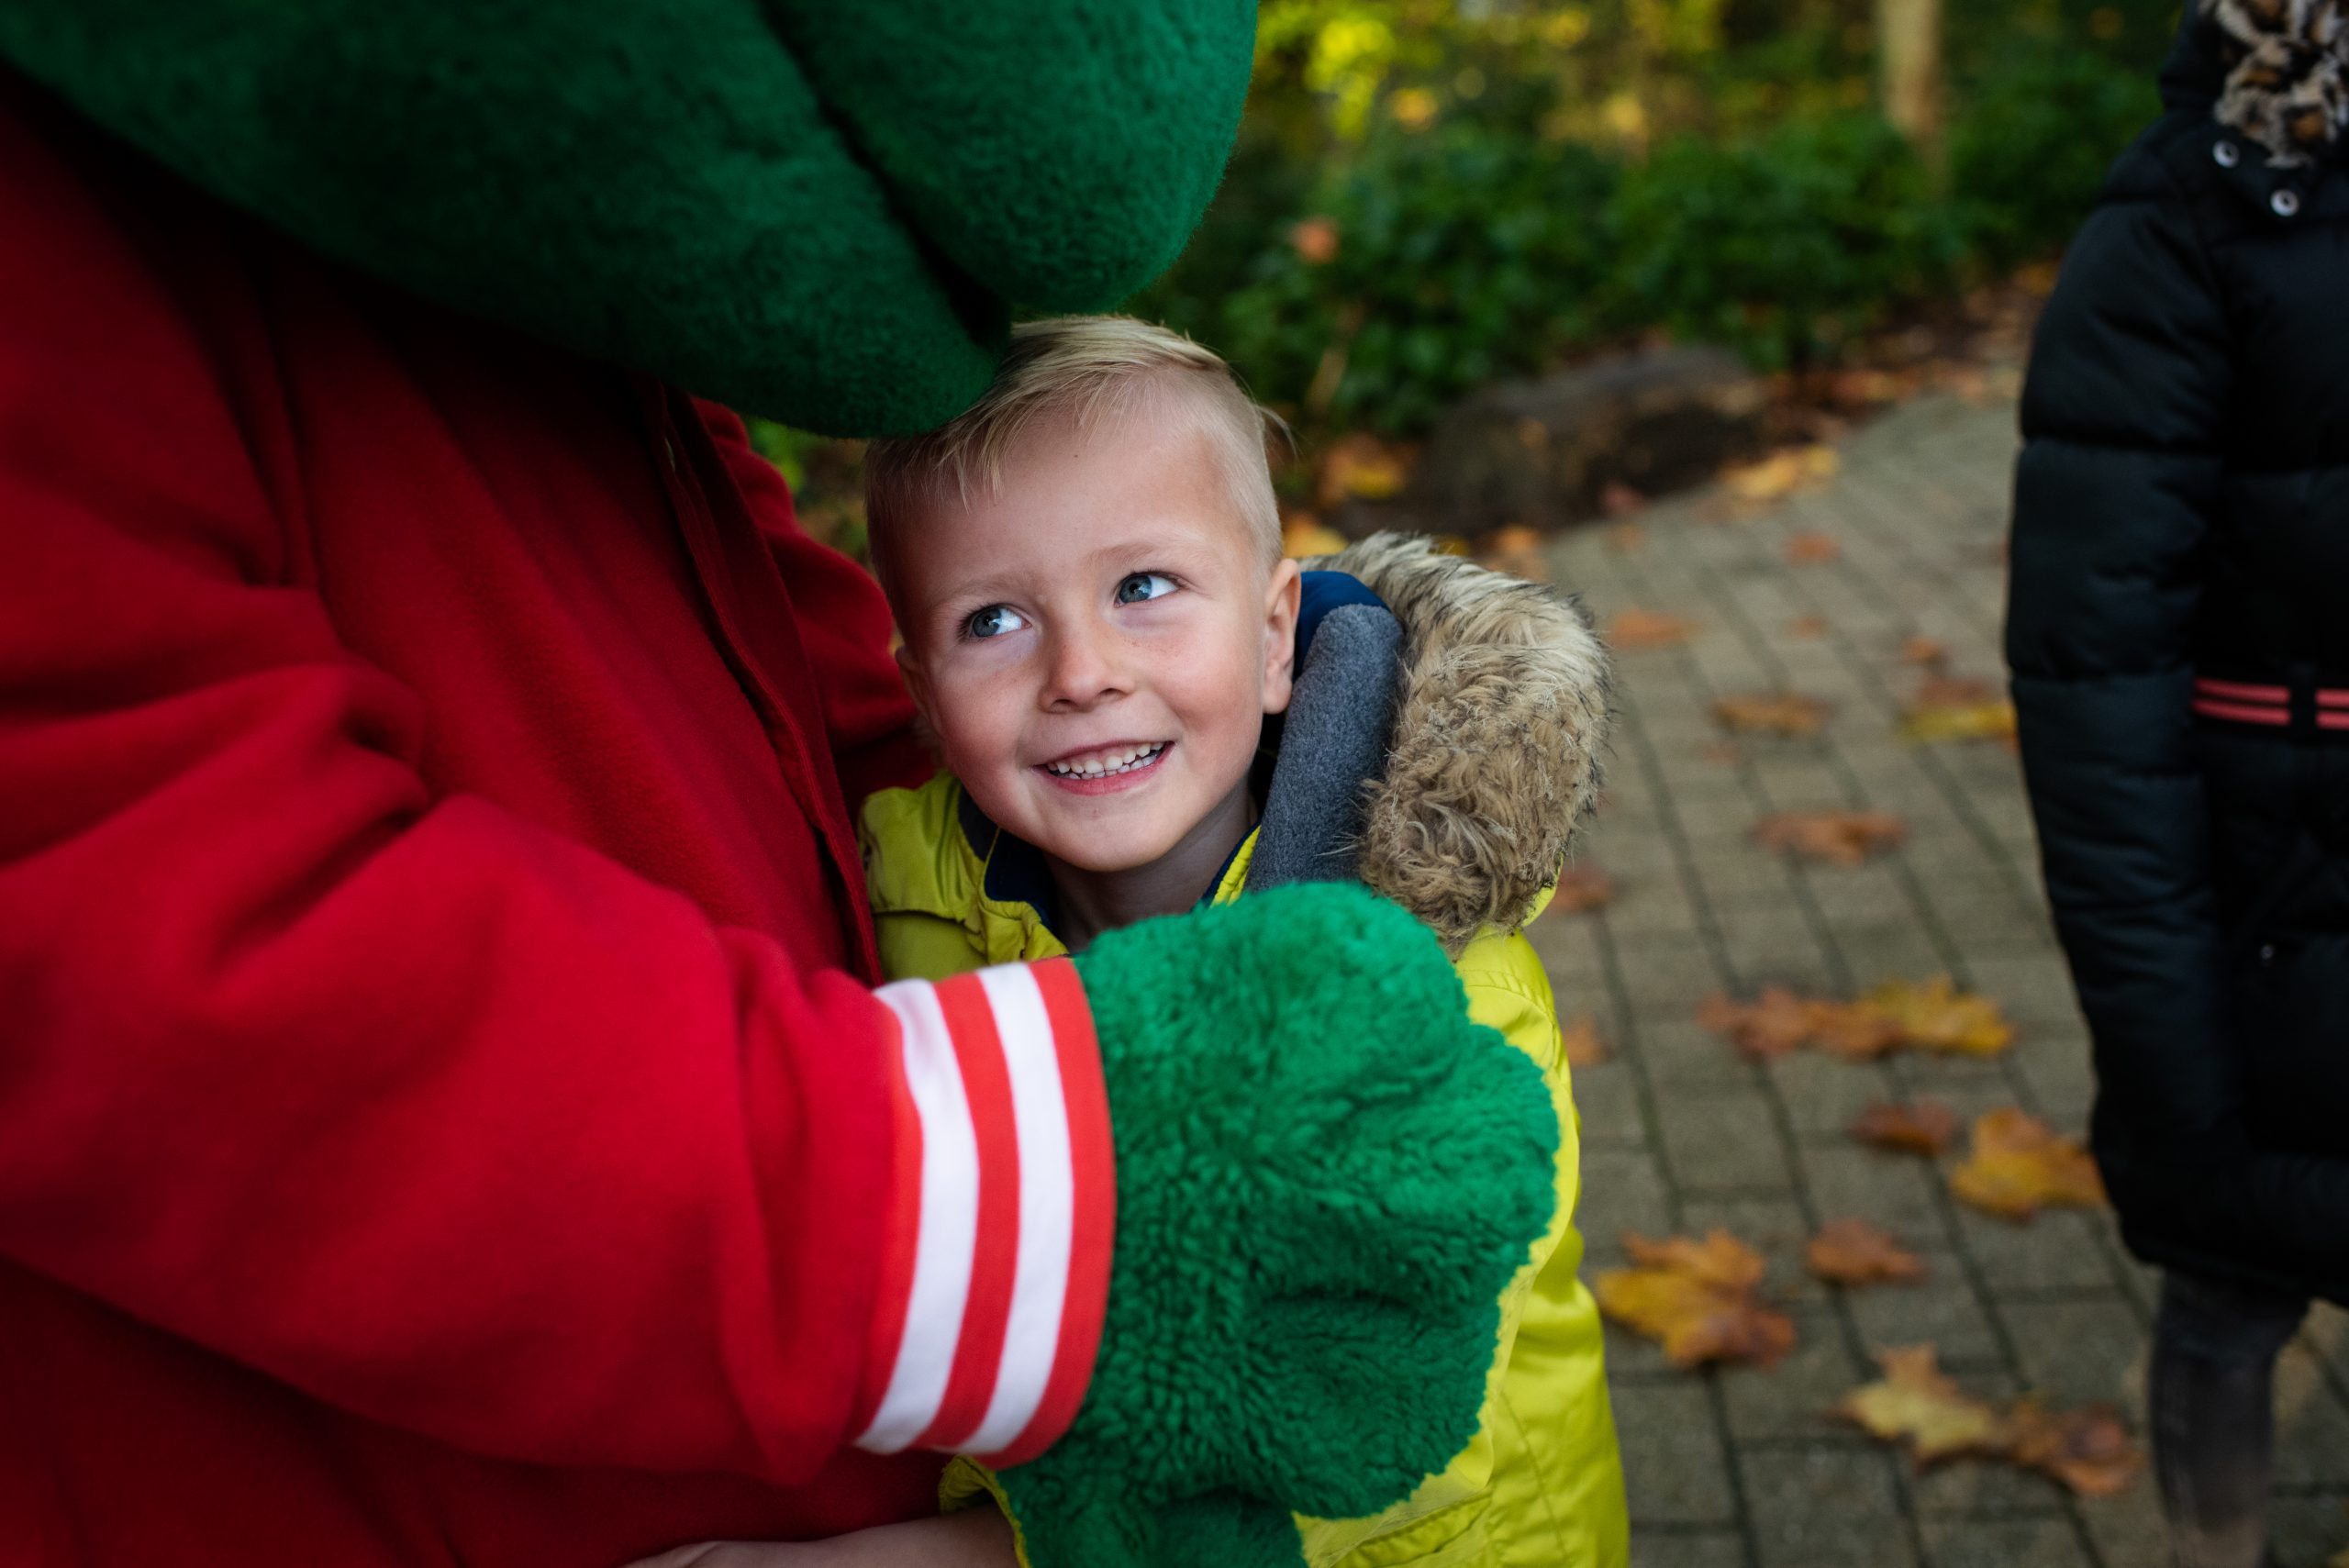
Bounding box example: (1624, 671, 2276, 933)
(919, 528, 1224, 613)
(921, 567, 1031, 607)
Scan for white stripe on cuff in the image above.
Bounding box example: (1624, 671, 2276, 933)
(962, 963, 1078, 1453)
(858, 978, 980, 1451)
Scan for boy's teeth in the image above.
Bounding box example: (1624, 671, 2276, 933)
(1048, 743, 1164, 777)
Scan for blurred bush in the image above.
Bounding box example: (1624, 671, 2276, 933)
(1610, 113, 1962, 369)
(1950, 46, 2162, 268)
(1126, 0, 2177, 441)
(1153, 122, 1620, 434)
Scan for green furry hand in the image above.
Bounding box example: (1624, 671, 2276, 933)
(997, 884, 1559, 1568)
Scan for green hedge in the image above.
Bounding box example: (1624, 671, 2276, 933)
(1132, 39, 2160, 438)
(1950, 47, 2163, 268)
(1610, 114, 1963, 369)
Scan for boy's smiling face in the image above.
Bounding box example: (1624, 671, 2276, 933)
(888, 399, 1300, 876)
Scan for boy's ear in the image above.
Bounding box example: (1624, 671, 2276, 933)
(1262, 557, 1303, 716)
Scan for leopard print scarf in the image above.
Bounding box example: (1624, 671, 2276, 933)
(2202, 0, 2349, 165)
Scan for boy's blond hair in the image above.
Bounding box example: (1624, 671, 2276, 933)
(863, 317, 1284, 595)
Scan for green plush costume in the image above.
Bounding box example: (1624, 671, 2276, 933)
(0, 1, 1249, 433)
(0, 7, 1562, 1564)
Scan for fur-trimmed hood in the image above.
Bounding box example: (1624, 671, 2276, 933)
(1302, 534, 1611, 954)
(2170, 0, 2349, 166)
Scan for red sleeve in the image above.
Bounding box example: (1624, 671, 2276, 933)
(0, 101, 1101, 1484)
(0, 373, 890, 1480)
(699, 402, 932, 806)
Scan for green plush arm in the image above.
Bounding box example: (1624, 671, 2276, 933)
(1001, 884, 1559, 1568)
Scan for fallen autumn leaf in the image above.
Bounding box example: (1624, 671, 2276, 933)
(1314, 432, 1411, 508)
(1850, 1099, 1961, 1156)
(1548, 862, 1616, 914)
(1806, 1219, 1928, 1286)
(1903, 674, 2018, 744)
(1723, 444, 1841, 507)
(1854, 977, 2015, 1057)
(2005, 1398, 2145, 1496)
(1596, 1230, 1798, 1370)
(1477, 524, 1551, 584)
(1698, 987, 1820, 1062)
(1282, 513, 1349, 560)
(1834, 1347, 2146, 1496)
(1898, 635, 1949, 669)
(1607, 606, 1698, 651)
(1714, 692, 1831, 737)
(1753, 810, 1908, 864)
(1832, 1346, 2010, 1464)
(1949, 1108, 2107, 1220)
(1561, 1016, 1611, 1069)
(1601, 482, 1649, 518)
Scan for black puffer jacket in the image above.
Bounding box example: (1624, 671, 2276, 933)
(2009, 0, 2349, 1306)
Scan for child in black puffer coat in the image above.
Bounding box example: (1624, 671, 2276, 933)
(2008, 5, 2349, 1565)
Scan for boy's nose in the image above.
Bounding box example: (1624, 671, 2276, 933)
(1040, 617, 1135, 710)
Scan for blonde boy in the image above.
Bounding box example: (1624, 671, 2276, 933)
(852, 317, 1629, 1567)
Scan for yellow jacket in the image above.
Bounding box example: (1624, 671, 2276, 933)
(859, 536, 1629, 1568)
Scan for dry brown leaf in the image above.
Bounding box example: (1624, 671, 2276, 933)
(1850, 1099, 1960, 1156)
(1723, 444, 1841, 506)
(1916, 674, 1994, 706)
(1753, 810, 1907, 865)
(1561, 1015, 1611, 1069)
(1314, 432, 1411, 509)
(1904, 674, 2018, 744)
(1606, 607, 1697, 651)
(1785, 531, 1842, 564)
(1787, 614, 1831, 639)
(1549, 862, 1616, 914)
(1714, 692, 1831, 737)
(1829, 366, 1920, 406)
(1281, 513, 1349, 560)
(1596, 1230, 1797, 1369)
(1836, 1349, 2147, 1496)
(1949, 1108, 2107, 1220)
(1601, 482, 1649, 518)
(1906, 699, 2019, 745)
(1806, 1218, 1928, 1286)
(1478, 525, 1551, 584)
(1698, 987, 1820, 1062)
(2006, 1399, 2144, 1496)
(1899, 635, 1949, 669)
(1832, 1346, 2009, 1464)
(1806, 998, 1908, 1060)
(1858, 977, 2015, 1057)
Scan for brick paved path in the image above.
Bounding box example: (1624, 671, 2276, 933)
(1533, 393, 2349, 1568)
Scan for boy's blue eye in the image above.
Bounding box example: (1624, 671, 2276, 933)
(1116, 572, 1177, 606)
(964, 604, 1030, 639)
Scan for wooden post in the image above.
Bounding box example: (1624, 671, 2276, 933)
(1877, 0, 1944, 173)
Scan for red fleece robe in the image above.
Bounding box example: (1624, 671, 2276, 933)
(0, 80, 1102, 1564)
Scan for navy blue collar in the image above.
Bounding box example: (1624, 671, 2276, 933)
(957, 784, 1063, 927)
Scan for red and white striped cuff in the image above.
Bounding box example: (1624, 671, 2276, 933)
(853, 957, 1115, 1467)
